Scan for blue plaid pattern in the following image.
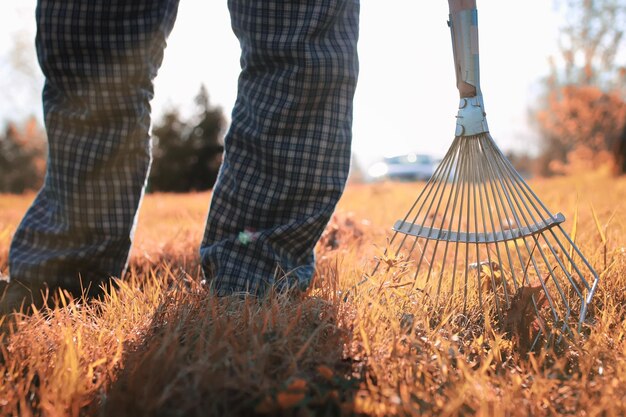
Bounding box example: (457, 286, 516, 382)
(9, 0, 359, 297)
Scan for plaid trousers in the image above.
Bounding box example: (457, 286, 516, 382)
(9, 0, 359, 296)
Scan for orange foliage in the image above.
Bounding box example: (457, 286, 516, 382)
(536, 85, 626, 174)
(0, 117, 47, 192)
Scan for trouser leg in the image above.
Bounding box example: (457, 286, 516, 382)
(200, 0, 360, 295)
(9, 0, 179, 296)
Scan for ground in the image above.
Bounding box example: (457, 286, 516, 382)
(0, 174, 625, 416)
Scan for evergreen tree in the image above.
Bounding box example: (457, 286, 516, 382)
(0, 117, 46, 193)
(149, 85, 226, 192)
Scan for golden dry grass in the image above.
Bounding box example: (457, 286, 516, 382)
(0, 174, 625, 416)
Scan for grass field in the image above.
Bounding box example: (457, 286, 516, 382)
(1, 174, 625, 416)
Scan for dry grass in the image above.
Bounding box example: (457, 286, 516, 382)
(1, 174, 625, 416)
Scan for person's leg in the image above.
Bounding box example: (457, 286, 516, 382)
(7, 0, 179, 304)
(200, 0, 360, 296)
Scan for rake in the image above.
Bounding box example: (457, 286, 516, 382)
(364, 0, 599, 346)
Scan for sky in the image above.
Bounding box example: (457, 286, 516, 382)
(0, 1, 563, 168)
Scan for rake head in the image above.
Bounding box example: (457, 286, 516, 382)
(372, 132, 599, 346)
(366, 0, 599, 348)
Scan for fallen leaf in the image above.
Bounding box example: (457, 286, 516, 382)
(503, 285, 546, 350)
(287, 378, 307, 392)
(277, 391, 306, 409)
(317, 365, 334, 381)
(476, 261, 503, 293)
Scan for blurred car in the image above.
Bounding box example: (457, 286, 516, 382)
(367, 153, 438, 182)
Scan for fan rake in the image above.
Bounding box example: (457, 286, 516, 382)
(362, 0, 599, 347)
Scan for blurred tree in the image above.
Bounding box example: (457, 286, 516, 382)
(552, 0, 625, 88)
(148, 109, 188, 192)
(0, 85, 226, 193)
(187, 85, 226, 190)
(505, 151, 535, 179)
(149, 85, 225, 192)
(535, 0, 626, 175)
(0, 117, 47, 193)
(536, 86, 625, 175)
(617, 124, 626, 173)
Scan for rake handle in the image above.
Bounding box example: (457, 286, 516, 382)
(447, 0, 480, 98)
(448, 0, 477, 13)
(447, 0, 489, 136)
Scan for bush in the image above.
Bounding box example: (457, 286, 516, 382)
(0, 86, 226, 194)
(535, 85, 626, 175)
(0, 117, 46, 193)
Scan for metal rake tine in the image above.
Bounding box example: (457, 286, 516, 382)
(483, 136, 595, 318)
(487, 138, 558, 219)
(485, 145, 562, 325)
(532, 236, 574, 326)
(479, 137, 552, 325)
(440, 136, 472, 303)
(348, 137, 463, 297)
(480, 136, 544, 300)
(395, 141, 462, 294)
(483, 138, 555, 229)
(485, 138, 594, 319)
(479, 137, 519, 301)
(407, 141, 462, 275)
(448, 137, 471, 307)
(467, 137, 501, 321)
(486, 141, 577, 322)
(499, 148, 599, 317)
(485, 137, 596, 295)
(538, 230, 583, 300)
(474, 137, 507, 318)
(397, 135, 463, 229)
(464, 138, 484, 313)
(432, 137, 470, 306)
(397, 138, 461, 235)
(461, 143, 473, 316)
